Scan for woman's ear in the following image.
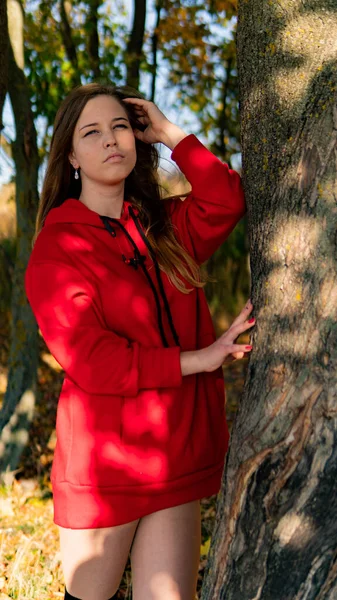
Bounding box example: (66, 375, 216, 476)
(68, 151, 79, 170)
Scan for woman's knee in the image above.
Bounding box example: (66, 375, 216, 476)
(63, 553, 120, 600)
(58, 519, 139, 600)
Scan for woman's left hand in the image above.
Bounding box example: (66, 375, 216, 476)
(123, 97, 188, 150)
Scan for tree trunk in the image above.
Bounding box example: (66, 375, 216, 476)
(125, 0, 146, 90)
(86, 0, 101, 80)
(202, 1, 337, 598)
(59, 0, 81, 87)
(150, 0, 162, 101)
(0, 0, 39, 482)
(0, 0, 8, 128)
(210, 57, 234, 165)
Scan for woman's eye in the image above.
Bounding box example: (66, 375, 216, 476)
(83, 124, 127, 137)
(84, 129, 99, 137)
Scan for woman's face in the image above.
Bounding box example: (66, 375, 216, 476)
(69, 94, 137, 186)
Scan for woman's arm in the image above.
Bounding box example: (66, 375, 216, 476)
(25, 261, 183, 396)
(167, 134, 246, 265)
(122, 97, 246, 265)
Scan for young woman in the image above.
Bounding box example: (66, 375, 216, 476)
(25, 83, 255, 600)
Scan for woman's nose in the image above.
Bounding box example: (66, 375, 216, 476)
(103, 131, 117, 147)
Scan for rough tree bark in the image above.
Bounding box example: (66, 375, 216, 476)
(0, 0, 8, 128)
(125, 0, 146, 90)
(0, 0, 39, 481)
(202, 1, 337, 598)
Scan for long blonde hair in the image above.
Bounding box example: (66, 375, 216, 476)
(33, 83, 208, 293)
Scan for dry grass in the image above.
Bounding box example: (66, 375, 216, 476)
(0, 479, 64, 599)
(0, 478, 218, 600)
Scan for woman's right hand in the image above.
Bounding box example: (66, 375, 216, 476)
(199, 299, 255, 372)
(180, 299, 255, 376)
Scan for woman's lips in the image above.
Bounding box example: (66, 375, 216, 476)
(104, 154, 124, 163)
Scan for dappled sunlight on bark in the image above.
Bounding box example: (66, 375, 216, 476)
(275, 11, 337, 107)
(275, 512, 315, 549)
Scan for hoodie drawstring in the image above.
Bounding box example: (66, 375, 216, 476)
(99, 211, 180, 349)
(128, 207, 180, 347)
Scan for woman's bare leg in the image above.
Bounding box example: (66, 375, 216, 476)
(58, 518, 140, 600)
(130, 501, 201, 600)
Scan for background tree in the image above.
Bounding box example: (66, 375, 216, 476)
(202, 1, 337, 597)
(0, 0, 39, 478)
(125, 0, 146, 89)
(158, 0, 239, 163)
(0, 0, 8, 128)
(59, 0, 81, 87)
(149, 0, 162, 101)
(0, 0, 10, 317)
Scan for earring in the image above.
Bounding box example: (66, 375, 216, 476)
(74, 169, 79, 180)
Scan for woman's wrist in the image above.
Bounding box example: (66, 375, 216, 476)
(180, 349, 204, 376)
(159, 122, 189, 151)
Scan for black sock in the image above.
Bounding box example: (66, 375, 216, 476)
(64, 589, 80, 600)
(64, 587, 117, 599)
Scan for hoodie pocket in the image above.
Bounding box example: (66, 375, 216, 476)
(62, 390, 124, 486)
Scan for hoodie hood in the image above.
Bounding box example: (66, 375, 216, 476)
(44, 198, 139, 229)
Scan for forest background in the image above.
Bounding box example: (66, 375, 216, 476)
(0, 0, 250, 598)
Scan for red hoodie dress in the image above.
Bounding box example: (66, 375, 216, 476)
(24, 134, 246, 529)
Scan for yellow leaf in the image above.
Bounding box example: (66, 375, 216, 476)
(200, 537, 211, 556)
